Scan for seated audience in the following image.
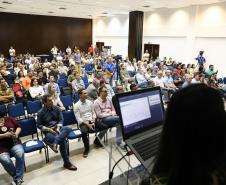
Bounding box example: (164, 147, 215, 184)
(71, 73, 85, 94)
(206, 64, 217, 76)
(191, 73, 201, 84)
(29, 78, 44, 100)
(182, 74, 193, 88)
(0, 109, 24, 185)
(130, 83, 138, 91)
(48, 84, 65, 111)
(94, 86, 122, 146)
(99, 80, 115, 99)
(86, 78, 99, 102)
(37, 95, 77, 171)
(37, 71, 48, 86)
(67, 69, 76, 86)
(21, 70, 33, 91)
(135, 69, 148, 88)
(151, 84, 226, 185)
(73, 89, 101, 157)
(0, 78, 14, 104)
(44, 75, 61, 97)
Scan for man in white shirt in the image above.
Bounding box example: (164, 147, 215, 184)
(135, 69, 147, 88)
(153, 70, 170, 102)
(153, 70, 165, 88)
(73, 89, 96, 158)
(191, 73, 201, 84)
(164, 70, 178, 91)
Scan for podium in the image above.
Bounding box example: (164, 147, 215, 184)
(144, 44, 160, 60)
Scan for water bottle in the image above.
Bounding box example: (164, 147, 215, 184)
(9, 128, 17, 145)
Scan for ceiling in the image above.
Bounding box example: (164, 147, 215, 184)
(0, 0, 226, 19)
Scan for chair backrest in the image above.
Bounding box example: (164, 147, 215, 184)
(7, 73, 16, 86)
(62, 110, 77, 127)
(8, 103, 25, 118)
(217, 78, 223, 84)
(58, 79, 67, 87)
(85, 63, 94, 71)
(27, 100, 42, 114)
(59, 73, 67, 79)
(60, 95, 73, 109)
(19, 117, 37, 137)
(0, 104, 6, 113)
(81, 75, 89, 85)
(73, 92, 80, 103)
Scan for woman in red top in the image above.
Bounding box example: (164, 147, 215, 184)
(0, 109, 24, 185)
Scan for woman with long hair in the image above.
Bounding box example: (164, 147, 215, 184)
(47, 84, 65, 111)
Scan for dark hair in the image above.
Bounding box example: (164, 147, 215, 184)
(152, 84, 226, 185)
(99, 86, 107, 94)
(209, 65, 214, 68)
(77, 88, 86, 95)
(30, 78, 37, 87)
(42, 94, 52, 104)
(130, 84, 137, 91)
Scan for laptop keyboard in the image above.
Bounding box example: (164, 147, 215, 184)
(132, 133, 161, 161)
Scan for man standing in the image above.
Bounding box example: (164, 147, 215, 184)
(195, 51, 206, 67)
(37, 95, 77, 171)
(73, 89, 97, 158)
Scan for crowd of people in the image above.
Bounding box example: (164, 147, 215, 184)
(0, 45, 226, 185)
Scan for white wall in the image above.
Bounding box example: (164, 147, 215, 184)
(93, 15, 129, 58)
(93, 2, 226, 76)
(143, 2, 226, 76)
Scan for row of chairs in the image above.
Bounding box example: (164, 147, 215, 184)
(57, 75, 89, 89)
(0, 94, 80, 120)
(18, 110, 82, 169)
(217, 77, 226, 84)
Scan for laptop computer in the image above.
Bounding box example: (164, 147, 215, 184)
(115, 87, 165, 174)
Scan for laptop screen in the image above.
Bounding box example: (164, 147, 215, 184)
(117, 87, 164, 139)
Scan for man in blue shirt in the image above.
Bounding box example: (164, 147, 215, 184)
(195, 51, 206, 67)
(37, 94, 77, 171)
(104, 57, 116, 85)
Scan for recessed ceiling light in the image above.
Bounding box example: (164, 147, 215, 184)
(48, 11, 54, 13)
(102, 12, 108, 14)
(0, 6, 5, 9)
(143, 5, 150, 8)
(59, 7, 66, 10)
(2, 1, 12, 4)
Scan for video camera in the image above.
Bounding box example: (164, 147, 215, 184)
(113, 55, 122, 61)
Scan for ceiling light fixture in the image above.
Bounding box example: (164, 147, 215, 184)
(143, 5, 150, 8)
(59, 7, 67, 10)
(48, 11, 54, 13)
(0, 6, 6, 9)
(102, 12, 108, 14)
